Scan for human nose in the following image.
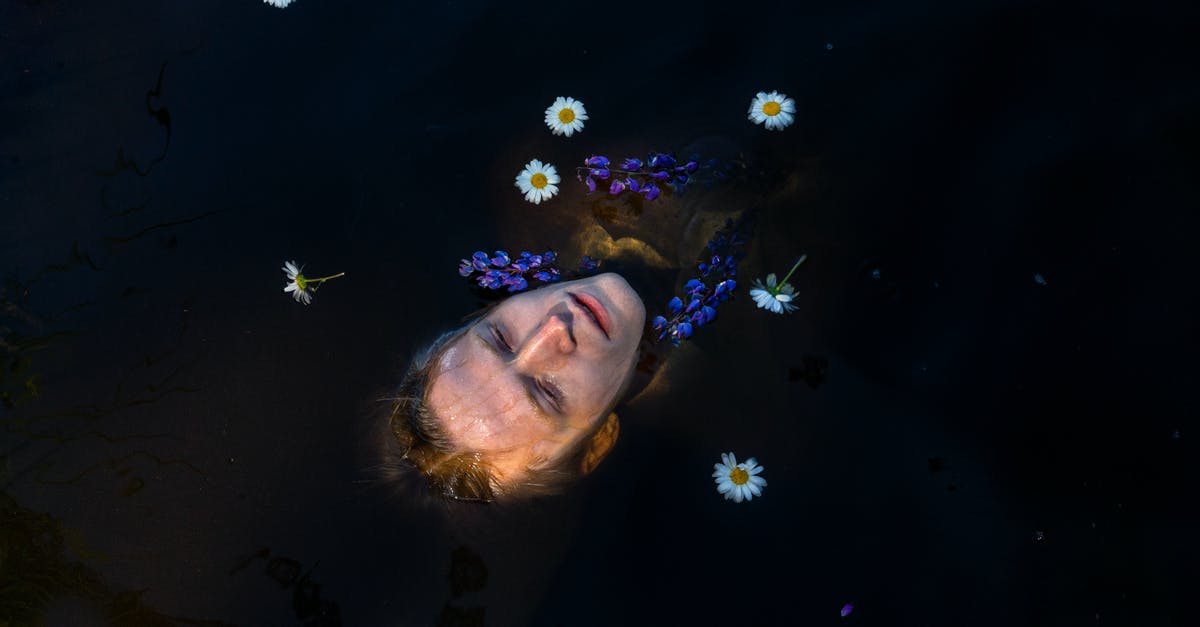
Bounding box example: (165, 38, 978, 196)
(514, 315, 575, 372)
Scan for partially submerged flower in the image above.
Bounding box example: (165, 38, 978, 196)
(544, 96, 588, 137)
(282, 260, 344, 305)
(712, 452, 767, 503)
(749, 254, 807, 314)
(514, 159, 561, 204)
(748, 90, 796, 131)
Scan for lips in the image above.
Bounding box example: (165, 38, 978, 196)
(570, 291, 611, 339)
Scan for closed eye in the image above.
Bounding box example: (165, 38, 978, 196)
(491, 323, 514, 353)
(536, 379, 565, 414)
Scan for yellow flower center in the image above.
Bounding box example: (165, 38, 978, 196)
(729, 467, 749, 485)
(530, 173, 548, 189)
(762, 101, 781, 116)
(295, 275, 308, 290)
(557, 108, 575, 124)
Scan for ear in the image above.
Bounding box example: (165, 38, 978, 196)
(580, 413, 619, 475)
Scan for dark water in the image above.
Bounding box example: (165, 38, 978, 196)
(3, 0, 1198, 625)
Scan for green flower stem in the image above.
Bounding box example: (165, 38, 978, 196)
(308, 272, 345, 284)
(775, 254, 807, 288)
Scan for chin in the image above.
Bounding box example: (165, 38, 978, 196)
(591, 272, 646, 332)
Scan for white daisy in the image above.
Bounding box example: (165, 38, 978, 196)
(750, 273, 798, 314)
(283, 260, 345, 305)
(544, 96, 588, 137)
(750, 254, 806, 314)
(514, 159, 561, 204)
(712, 452, 767, 503)
(747, 90, 796, 131)
(283, 260, 312, 305)
(264, 0, 295, 7)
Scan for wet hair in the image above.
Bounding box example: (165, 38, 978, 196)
(385, 322, 616, 503)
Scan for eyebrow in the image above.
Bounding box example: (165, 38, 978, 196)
(472, 328, 562, 424)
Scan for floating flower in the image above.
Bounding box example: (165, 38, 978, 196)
(747, 90, 796, 131)
(712, 452, 766, 503)
(263, 0, 295, 7)
(750, 254, 806, 314)
(840, 603, 854, 618)
(282, 260, 345, 306)
(458, 249, 561, 292)
(514, 159, 561, 204)
(544, 96, 588, 137)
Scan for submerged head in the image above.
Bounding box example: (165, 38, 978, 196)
(388, 273, 645, 502)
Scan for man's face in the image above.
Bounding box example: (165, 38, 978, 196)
(427, 273, 645, 482)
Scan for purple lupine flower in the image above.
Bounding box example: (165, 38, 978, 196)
(589, 168, 610, 180)
(649, 170, 670, 181)
(609, 180, 626, 195)
(542, 251, 557, 264)
(685, 297, 701, 314)
(586, 176, 597, 193)
(505, 276, 528, 292)
(627, 177, 640, 192)
(620, 158, 643, 170)
(642, 183, 661, 201)
(685, 160, 699, 173)
(840, 603, 854, 618)
(490, 250, 510, 267)
(675, 174, 689, 185)
(675, 322, 693, 339)
(684, 278, 704, 294)
(585, 155, 610, 167)
(527, 254, 543, 267)
(667, 297, 683, 314)
(652, 315, 668, 330)
(458, 260, 474, 277)
(579, 255, 599, 272)
(472, 251, 490, 271)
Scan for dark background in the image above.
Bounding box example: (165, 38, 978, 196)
(2, 0, 1197, 625)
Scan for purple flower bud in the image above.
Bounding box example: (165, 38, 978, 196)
(473, 251, 489, 261)
(685, 160, 699, 173)
(667, 296, 683, 314)
(473, 258, 489, 271)
(647, 153, 661, 168)
(459, 261, 473, 277)
(676, 321, 693, 339)
(584, 155, 610, 167)
(589, 168, 610, 180)
(543, 251, 557, 264)
(649, 170, 670, 181)
(642, 183, 661, 201)
(579, 255, 599, 271)
(506, 276, 528, 292)
(715, 280, 731, 296)
(620, 158, 643, 171)
(675, 174, 689, 185)
(609, 180, 626, 195)
(652, 315, 668, 330)
(685, 298, 701, 314)
(697, 263, 709, 276)
(627, 177, 640, 192)
(528, 254, 543, 267)
(490, 250, 510, 266)
(512, 259, 531, 272)
(659, 154, 676, 168)
(532, 270, 552, 282)
(586, 176, 597, 193)
(701, 305, 716, 323)
(684, 278, 704, 293)
(690, 311, 706, 326)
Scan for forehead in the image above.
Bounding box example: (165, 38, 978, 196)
(429, 331, 539, 429)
